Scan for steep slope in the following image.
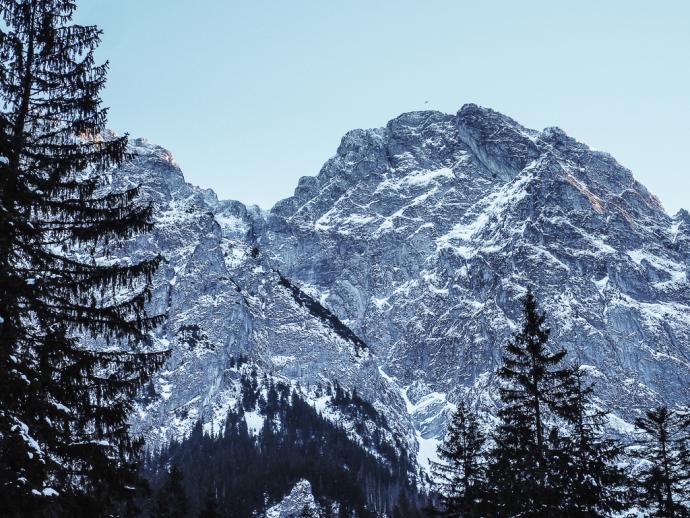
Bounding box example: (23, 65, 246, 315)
(108, 104, 689, 476)
(256, 104, 690, 442)
(142, 367, 422, 516)
(107, 140, 415, 465)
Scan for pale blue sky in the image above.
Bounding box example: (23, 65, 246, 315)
(77, 1, 689, 214)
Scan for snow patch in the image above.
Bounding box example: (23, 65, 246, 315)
(271, 355, 296, 369)
(592, 275, 609, 296)
(437, 171, 533, 254)
(416, 433, 441, 473)
(215, 213, 249, 234)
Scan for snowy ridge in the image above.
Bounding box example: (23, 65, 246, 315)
(259, 103, 690, 444)
(102, 104, 689, 480)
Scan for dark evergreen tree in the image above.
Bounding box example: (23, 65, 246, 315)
(265, 380, 279, 417)
(197, 489, 220, 518)
(299, 504, 319, 517)
(0, 0, 168, 515)
(680, 406, 690, 506)
(634, 406, 689, 517)
(431, 402, 486, 517)
(486, 287, 571, 516)
(553, 364, 630, 516)
(391, 491, 418, 518)
(152, 465, 188, 518)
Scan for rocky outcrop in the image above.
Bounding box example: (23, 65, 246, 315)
(263, 480, 322, 518)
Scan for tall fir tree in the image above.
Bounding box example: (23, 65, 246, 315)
(431, 402, 487, 517)
(0, 0, 168, 515)
(634, 406, 689, 517)
(486, 287, 571, 516)
(680, 406, 690, 509)
(553, 364, 630, 516)
(152, 465, 189, 518)
(197, 488, 221, 518)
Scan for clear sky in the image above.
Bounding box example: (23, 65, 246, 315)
(76, 1, 689, 214)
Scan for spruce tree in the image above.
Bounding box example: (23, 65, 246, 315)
(152, 465, 188, 518)
(680, 406, 690, 508)
(634, 406, 689, 517)
(486, 287, 570, 516)
(431, 402, 486, 517)
(198, 488, 220, 518)
(554, 365, 630, 516)
(0, 0, 167, 515)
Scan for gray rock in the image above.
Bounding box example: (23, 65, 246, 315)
(108, 104, 689, 474)
(263, 479, 322, 518)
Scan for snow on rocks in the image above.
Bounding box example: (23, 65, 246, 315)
(262, 479, 321, 518)
(99, 104, 690, 481)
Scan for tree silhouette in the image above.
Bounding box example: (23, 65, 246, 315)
(431, 402, 487, 517)
(0, 0, 167, 514)
(634, 406, 689, 516)
(487, 287, 570, 516)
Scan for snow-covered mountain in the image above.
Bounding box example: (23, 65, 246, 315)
(113, 104, 690, 474)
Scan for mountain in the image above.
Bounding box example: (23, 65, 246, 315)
(141, 366, 422, 517)
(112, 105, 689, 480)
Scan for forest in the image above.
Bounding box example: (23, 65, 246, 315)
(141, 367, 425, 517)
(141, 292, 690, 517)
(429, 289, 690, 518)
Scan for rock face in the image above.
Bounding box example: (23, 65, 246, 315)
(115, 105, 690, 472)
(121, 140, 414, 456)
(263, 480, 322, 518)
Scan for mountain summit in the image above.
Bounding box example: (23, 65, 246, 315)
(117, 105, 689, 472)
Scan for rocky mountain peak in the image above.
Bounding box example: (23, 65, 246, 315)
(269, 104, 669, 242)
(455, 103, 540, 180)
(103, 104, 688, 478)
(263, 480, 321, 517)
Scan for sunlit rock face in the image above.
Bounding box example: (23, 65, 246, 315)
(113, 105, 689, 472)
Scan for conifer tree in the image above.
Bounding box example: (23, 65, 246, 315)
(431, 402, 486, 517)
(152, 465, 188, 518)
(198, 488, 221, 518)
(0, 0, 167, 514)
(486, 287, 570, 516)
(554, 365, 630, 516)
(680, 406, 690, 507)
(634, 406, 689, 517)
